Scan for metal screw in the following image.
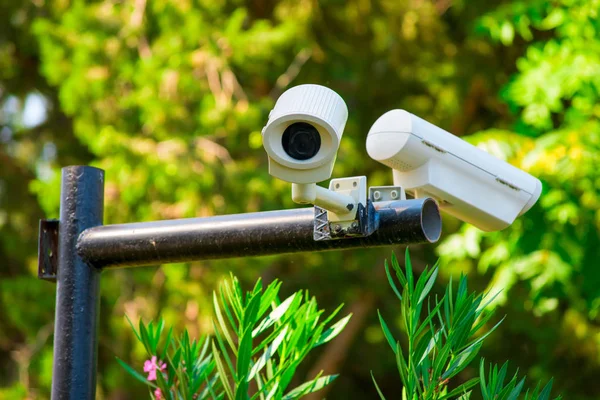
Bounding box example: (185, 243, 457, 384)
(351, 221, 358, 229)
(334, 224, 342, 233)
(390, 190, 399, 199)
(373, 191, 381, 200)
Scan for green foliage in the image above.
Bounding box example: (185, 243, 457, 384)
(119, 317, 221, 399)
(2, 0, 600, 398)
(480, 360, 560, 400)
(440, 0, 600, 313)
(211, 274, 349, 399)
(374, 250, 560, 400)
(120, 274, 350, 399)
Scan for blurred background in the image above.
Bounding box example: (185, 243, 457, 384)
(1, 0, 599, 398)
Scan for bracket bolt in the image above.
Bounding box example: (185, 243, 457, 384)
(351, 221, 358, 229)
(334, 224, 342, 233)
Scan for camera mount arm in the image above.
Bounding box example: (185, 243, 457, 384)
(291, 176, 367, 223)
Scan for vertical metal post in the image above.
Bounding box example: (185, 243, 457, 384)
(52, 166, 104, 399)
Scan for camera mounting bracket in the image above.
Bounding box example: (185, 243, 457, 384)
(312, 176, 378, 241)
(369, 185, 407, 202)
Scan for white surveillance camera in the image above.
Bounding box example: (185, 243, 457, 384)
(366, 110, 542, 232)
(262, 84, 348, 184)
(263, 84, 366, 223)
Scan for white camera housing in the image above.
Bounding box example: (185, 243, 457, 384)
(366, 110, 542, 232)
(262, 84, 348, 184)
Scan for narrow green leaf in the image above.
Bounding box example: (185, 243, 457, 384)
(405, 249, 414, 292)
(252, 293, 296, 338)
(236, 326, 254, 389)
(378, 310, 397, 354)
(439, 377, 479, 399)
(314, 313, 352, 347)
(160, 326, 173, 360)
(385, 259, 402, 301)
(418, 267, 438, 305)
(247, 326, 288, 381)
(139, 320, 152, 355)
(538, 378, 554, 400)
(212, 341, 234, 400)
(213, 321, 236, 378)
(282, 374, 337, 400)
(214, 292, 237, 355)
(115, 357, 158, 389)
(125, 315, 142, 342)
(371, 372, 387, 400)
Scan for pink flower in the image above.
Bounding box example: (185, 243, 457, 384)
(143, 356, 167, 381)
(154, 388, 162, 399)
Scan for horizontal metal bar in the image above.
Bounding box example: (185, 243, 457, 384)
(77, 198, 441, 269)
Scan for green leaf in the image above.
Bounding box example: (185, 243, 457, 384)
(314, 313, 352, 347)
(282, 374, 337, 400)
(139, 320, 152, 355)
(404, 249, 414, 292)
(378, 310, 397, 354)
(385, 259, 402, 301)
(439, 377, 479, 399)
(252, 293, 296, 338)
(236, 326, 254, 394)
(214, 292, 237, 355)
(212, 340, 234, 400)
(115, 357, 158, 389)
(418, 267, 438, 305)
(371, 372, 387, 400)
(247, 326, 288, 381)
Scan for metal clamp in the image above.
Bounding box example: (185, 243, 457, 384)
(313, 200, 379, 241)
(38, 219, 59, 282)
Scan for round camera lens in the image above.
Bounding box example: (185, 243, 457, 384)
(281, 122, 321, 160)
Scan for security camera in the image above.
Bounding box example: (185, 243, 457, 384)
(262, 84, 348, 184)
(262, 84, 366, 224)
(366, 110, 542, 232)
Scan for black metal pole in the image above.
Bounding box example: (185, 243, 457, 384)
(52, 166, 104, 399)
(78, 198, 440, 269)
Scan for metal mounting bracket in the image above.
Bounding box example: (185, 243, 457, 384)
(369, 185, 407, 202)
(313, 199, 379, 241)
(327, 176, 367, 222)
(38, 219, 59, 282)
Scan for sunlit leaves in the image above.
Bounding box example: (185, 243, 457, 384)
(120, 274, 350, 399)
(374, 251, 561, 400)
(374, 250, 499, 399)
(211, 274, 350, 399)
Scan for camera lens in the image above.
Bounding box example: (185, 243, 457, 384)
(282, 122, 321, 160)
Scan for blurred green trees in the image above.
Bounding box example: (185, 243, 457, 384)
(0, 0, 599, 399)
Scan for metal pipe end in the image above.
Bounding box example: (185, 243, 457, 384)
(421, 198, 442, 243)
